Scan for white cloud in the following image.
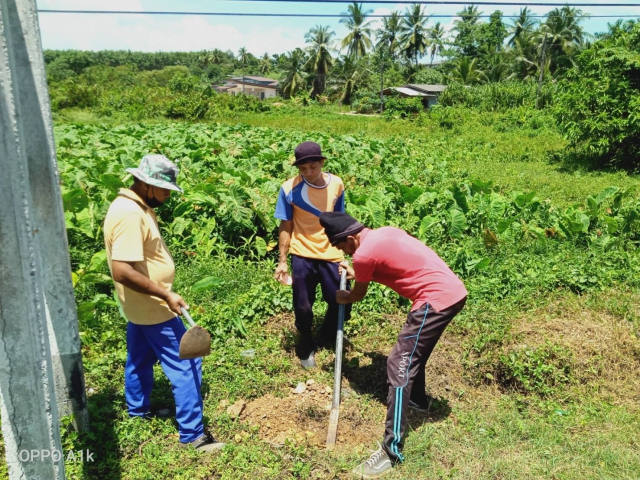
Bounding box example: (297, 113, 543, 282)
(37, 12, 307, 54)
(35, 0, 640, 55)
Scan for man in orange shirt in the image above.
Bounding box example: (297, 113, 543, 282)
(104, 155, 223, 452)
(274, 142, 351, 368)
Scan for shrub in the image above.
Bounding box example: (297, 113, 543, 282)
(382, 95, 423, 120)
(496, 342, 573, 396)
(554, 21, 640, 170)
(440, 80, 555, 111)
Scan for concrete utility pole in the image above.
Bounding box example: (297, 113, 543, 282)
(0, 0, 89, 477)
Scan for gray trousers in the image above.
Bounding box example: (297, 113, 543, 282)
(382, 296, 466, 462)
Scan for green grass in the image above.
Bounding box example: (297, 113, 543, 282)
(221, 107, 638, 207)
(43, 258, 640, 479)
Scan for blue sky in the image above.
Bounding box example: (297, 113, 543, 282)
(37, 0, 640, 57)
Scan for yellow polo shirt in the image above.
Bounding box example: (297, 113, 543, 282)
(104, 188, 176, 325)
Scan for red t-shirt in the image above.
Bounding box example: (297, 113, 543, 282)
(353, 227, 467, 312)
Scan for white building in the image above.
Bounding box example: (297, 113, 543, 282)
(213, 75, 279, 100)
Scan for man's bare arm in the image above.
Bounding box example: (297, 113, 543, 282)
(274, 220, 293, 281)
(336, 281, 369, 304)
(111, 260, 187, 315)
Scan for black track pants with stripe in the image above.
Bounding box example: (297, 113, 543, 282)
(382, 296, 466, 462)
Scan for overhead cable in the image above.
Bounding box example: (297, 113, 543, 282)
(37, 10, 640, 18)
(214, 0, 640, 6)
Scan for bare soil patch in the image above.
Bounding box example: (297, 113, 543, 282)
(239, 381, 384, 447)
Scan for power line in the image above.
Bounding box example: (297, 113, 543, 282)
(37, 10, 640, 18)
(215, 0, 640, 5)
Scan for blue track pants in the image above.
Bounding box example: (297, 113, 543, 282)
(125, 317, 204, 443)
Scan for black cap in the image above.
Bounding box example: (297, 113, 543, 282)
(293, 141, 326, 166)
(319, 212, 365, 245)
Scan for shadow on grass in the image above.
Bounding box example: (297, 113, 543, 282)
(547, 149, 636, 175)
(78, 387, 123, 480)
(340, 351, 452, 427)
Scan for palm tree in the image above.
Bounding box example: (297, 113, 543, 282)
(400, 4, 430, 66)
(339, 2, 374, 59)
(281, 49, 307, 98)
(330, 55, 362, 105)
(427, 22, 446, 66)
(507, 31, 539, 80)
(304, 25, 335, 97)
(448, 57, 486, 85)
(237, 47, 249, 94)
(376, 11, 402, 59)
(197, 50, 215, 69)
(538, 6, 590, 74)
(259, 53, 271, 75)
(483, 54, 511, 82)
(508, 7, 539, 47)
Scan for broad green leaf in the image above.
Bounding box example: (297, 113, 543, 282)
(81, 273, 113, 285)
(418, 216, 439, 238)
(448, 209, 467, 238)
(586, 196, 599, 219)
(595, 186, 619, 205)
(87, 250, 107, 272)
(98, 174, 125, 193)
(75, 208, 95, 238)
(172, 217, 190, 236)
(489, 193, 507, 220)
(192, 276, 224, 293)
(450, 184, 470, 213)
(604, 216, 619, 234)
(470, 179, 494, 194)
(399, 185, 423, 204)
(497, 219, 512, 234)
(173, 202, 193, 217)
(63, 189, 89, 213)
(254, 236, 267, 258)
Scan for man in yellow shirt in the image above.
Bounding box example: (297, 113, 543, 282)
(104, 155, 223, 452)
(274, 142, 351, 368)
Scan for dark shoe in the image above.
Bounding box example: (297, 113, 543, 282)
(152, 408, 172, 418)
(352, 444, 393, 478)
(299, 351, 316, 369)
(181, 433, 225, 453)
(408, 394, 435, 413)
(137, 408, 173, 420)
(316, 330, 353, 350)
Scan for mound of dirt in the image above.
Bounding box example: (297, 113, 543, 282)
(239, 380, 384, 447)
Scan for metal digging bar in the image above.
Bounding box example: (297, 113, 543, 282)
(326, 268, 348, 448)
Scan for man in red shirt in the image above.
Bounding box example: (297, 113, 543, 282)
(319, 212, 467, 478)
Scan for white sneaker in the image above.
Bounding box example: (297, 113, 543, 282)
(352, 443, 393, 478)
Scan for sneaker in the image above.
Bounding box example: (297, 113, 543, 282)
(408, 395, 434, 413)
(152, 408, 172, 418)
(181, 433, 225, 453)
(299, 351, 316, 369)
(352, 444, 393, 478)
(137, 408, 173, 420)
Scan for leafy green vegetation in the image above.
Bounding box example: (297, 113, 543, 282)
(554, 21, 640, 169)
(1, 111, 634, 478)
(1, 7, 638, 479)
